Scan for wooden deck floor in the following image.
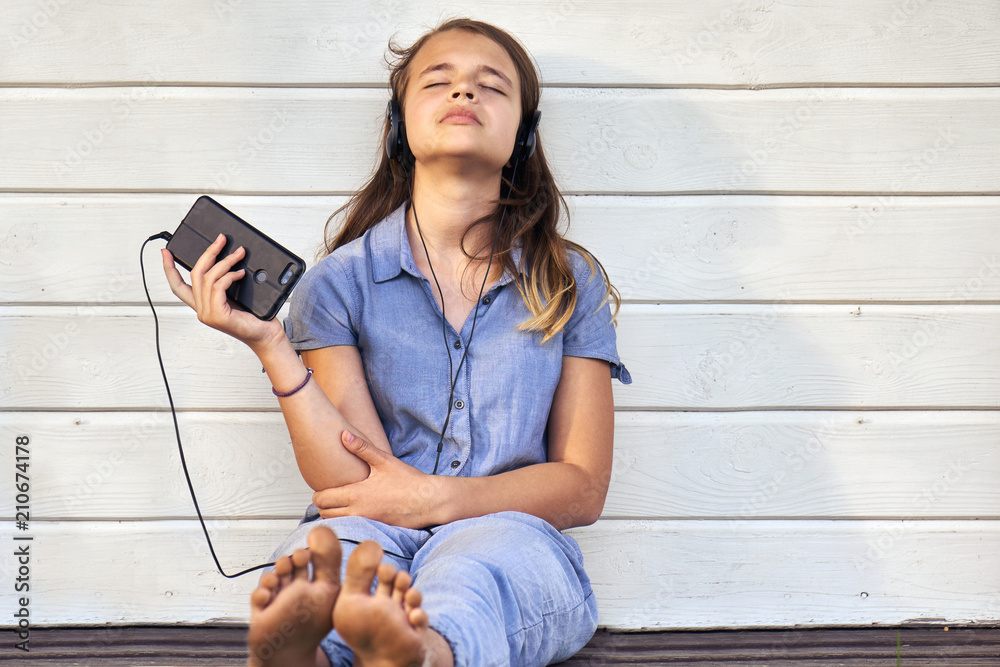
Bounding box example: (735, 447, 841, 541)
(6, 626, 999, 665)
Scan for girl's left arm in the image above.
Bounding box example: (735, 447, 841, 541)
(312, 354, 614, 531)
(429, 355, 614, 530)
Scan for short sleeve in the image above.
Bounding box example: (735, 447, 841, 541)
(562, 250, 632, 384)
(282, 254, 360, 350)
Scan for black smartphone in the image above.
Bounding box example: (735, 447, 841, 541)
(167, 196, 306, 320)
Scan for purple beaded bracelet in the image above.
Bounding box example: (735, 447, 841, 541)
(272, 367, 313, 397)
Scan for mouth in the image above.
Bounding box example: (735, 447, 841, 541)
(441, 107, 480, 124)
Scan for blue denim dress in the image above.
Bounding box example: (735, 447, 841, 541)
(277, 204, 631, 666)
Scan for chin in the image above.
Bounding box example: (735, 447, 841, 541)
(418, 146, 509, 171)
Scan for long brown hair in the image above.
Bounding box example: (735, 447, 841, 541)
(321, 18, 620, 343)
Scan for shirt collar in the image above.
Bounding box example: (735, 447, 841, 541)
(371, 203, 523, 286)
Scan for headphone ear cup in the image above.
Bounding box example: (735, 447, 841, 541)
(385, 100, 402, 162)
(512, 109, 541, 164)
(386, 99, 413, 170)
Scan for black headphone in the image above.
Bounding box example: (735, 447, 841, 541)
(386, 99, 541, 171)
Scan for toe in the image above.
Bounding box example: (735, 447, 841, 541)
(409, 606, 430, 632)
(272, 555, 293, 588)
(342, 540, 383, 595)
(391, 570, 412, 604)
(306, 526, 343, 586)
(375, 563, 396, 598)
(290, 548, 311, 581)
(250, 585, 273, 612)
(404, 587, 422, 614)
(257, 572, 279, 593)
(273, 555, 293, 577)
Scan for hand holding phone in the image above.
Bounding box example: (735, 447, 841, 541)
(165, 196, 306, 321)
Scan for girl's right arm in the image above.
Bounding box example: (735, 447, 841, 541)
(161, 234, 387, 491)
(252, 336, 387, 490)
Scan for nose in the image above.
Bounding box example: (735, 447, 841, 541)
(450, 77, 476, 101)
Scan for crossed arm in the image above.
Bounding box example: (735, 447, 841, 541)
(296, 345, 615, 532)
(162, 234, 614, 532)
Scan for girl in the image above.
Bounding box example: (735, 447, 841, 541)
(163, 17, 630, 667)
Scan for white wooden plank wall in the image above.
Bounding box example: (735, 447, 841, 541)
(1, 0, 999, 630)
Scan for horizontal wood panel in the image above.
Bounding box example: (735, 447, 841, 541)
(5, 519, 998, 628)
(620, 304, 1000, 409)
(2, 194, 999, 304)
(605, 411, 1000, 519)
(579, 519, 1000, 630)
(2, 411, 997, 520)
(1, 88, 997, 193)
(4, 305, 1000, 410)
(1, 1, 997, 85)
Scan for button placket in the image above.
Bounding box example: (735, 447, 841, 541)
(447, 349, 471, 475)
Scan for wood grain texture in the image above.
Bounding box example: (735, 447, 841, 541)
(2, 0, 998, 632)
(1, 0, 997, 86)
(2, 411, 998, 520)
(2, 194, 998, 304)
(618, 304, 1000, 409)
(1, 88, 997, 193)
(4, 519, 997, 627)
(5, 304, 1000, 410)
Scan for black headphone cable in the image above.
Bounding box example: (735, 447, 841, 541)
(141, 233, 412, 578)
(409, 161, 518, 474)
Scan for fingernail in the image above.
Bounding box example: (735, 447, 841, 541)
(344, 431, 355, 443)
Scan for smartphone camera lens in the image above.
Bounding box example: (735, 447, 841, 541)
(254, 269, 268, 284)
(279, 265, 295, 285)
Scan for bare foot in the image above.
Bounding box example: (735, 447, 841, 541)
(333, 541, 432, 667)
(247, 526, 342, 667)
